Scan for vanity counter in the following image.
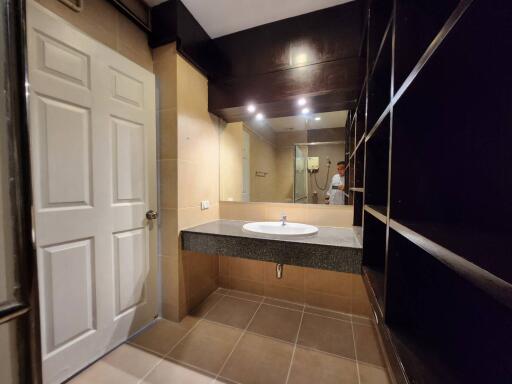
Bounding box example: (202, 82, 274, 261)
(181, 220, 363, 273)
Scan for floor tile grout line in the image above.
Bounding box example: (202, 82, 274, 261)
(224, 292, 366, 327)
(135, 291, 378, 384)
(296, 343, 373, 366)
(214, 300, 265, 382)
(350, 316, 362, 384)
(137, 295, 227, 383)
(304, 309, 355, 325)
(201, 317, 297, 346)
(219, 288, 370, 320)
(127, 342, 168, 359)
(136, 355, 165, 384)
(284, 304, 305, 384)
(198, 316, 383, 368)
(163, 355, 223, 382)
(219, 288, 371, 325)
(220, 290, 305, 314)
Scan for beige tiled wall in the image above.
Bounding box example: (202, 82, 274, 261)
(275, 147, 294, 202)
(220, 122, 244, 201)
(219, 256, 372, 317)
(155, 43, 220, 321)
(154, 44, 179, 320)
(35, 0, 153, 72)
(176, 54, 220, 227)
(183, 251, 219, 311)
(220, 201, 354, 227)
(248, 127, 278, 202)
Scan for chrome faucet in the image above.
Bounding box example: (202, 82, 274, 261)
(280, 213, 287, 226)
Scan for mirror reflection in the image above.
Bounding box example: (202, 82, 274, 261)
(220, 110, 349, 206)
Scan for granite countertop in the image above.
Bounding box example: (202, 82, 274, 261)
(181, 220, 362, 249)
(181, 219, 363, 273)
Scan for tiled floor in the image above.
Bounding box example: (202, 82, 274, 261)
(69, 289, 391, 384)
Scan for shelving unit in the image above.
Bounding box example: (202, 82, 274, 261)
(362, 210, 387, 314)
(345, 8, 368, 227)
(346, 120, 364, 223)
(353, 1, 512, 383)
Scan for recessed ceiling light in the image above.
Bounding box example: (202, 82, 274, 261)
(297, 98, 307, 106)
(302, 108, 310, 114)
(315, 117, 321, 121)
(247, 104, 256, 113)
(294, 53, 308, 65)
(255, 113, 264, 120)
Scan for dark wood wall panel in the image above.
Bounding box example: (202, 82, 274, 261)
(150, 0, 222, 75)
(210, 2, 363, 78)
(209, 57, 362, 120)
(149, 1, 178, 47)
(391, 0, 512, 283)
(358, 0, 512, 383)
(386, 229, 512, 384)
(150, 1, 364, 122)
(394, 0, 459, 90)
(215, 89, 357, 123)
(307, 128, 345, 143)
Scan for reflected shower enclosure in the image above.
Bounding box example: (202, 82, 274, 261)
(294, 141, 345, 204)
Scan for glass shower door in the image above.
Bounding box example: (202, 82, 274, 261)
(294, 145, 308, 203)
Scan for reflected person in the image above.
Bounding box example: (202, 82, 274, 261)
(326, 161, 345, 205)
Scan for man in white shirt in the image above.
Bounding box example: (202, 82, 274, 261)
(326, 161, 346, 205)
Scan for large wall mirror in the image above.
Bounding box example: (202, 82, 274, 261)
(220, 109, 350, 206)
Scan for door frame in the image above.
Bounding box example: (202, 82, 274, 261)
(0, 0, 42, 382)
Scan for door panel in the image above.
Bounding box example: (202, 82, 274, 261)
(42, 239, 95, 352)
(112, 117, 145, 202)
(110, 68, 144, 108)
(27, 2, 157, 383)
(113, 229, 146, 316)
(36, 96, 92, 208)
(35, 32, 90, 88)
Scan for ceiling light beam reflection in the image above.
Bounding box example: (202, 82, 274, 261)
(294, 53, 308, 65)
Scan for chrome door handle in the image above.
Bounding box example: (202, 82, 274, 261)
(146, 210, 158, 220)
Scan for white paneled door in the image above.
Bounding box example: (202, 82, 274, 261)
(27, 2, 158, 383)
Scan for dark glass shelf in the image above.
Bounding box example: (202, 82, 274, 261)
(389, 219, 512, 307)
(362, 266, 385, 316)
(388, 326, 460, 384)
(364, 116, 389, 208)
(394, 0, 460, 92)
(390, 0, 512, 285)
(349, 134, 365, 159)
(360, 1, 512, 383)
(364, 204, 387, 224)
(386, 226, 512, 383)
(362, 210, 387, 316)
(368, 0, 393, 69)
(367, 26, 392, 133)
(365, 105, 390, 142)
(353, 191, 363, 226)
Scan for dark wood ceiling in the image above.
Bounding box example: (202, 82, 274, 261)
(150, 0, 364, 122)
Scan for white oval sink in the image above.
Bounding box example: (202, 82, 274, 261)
(242, 221, 319, 237)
